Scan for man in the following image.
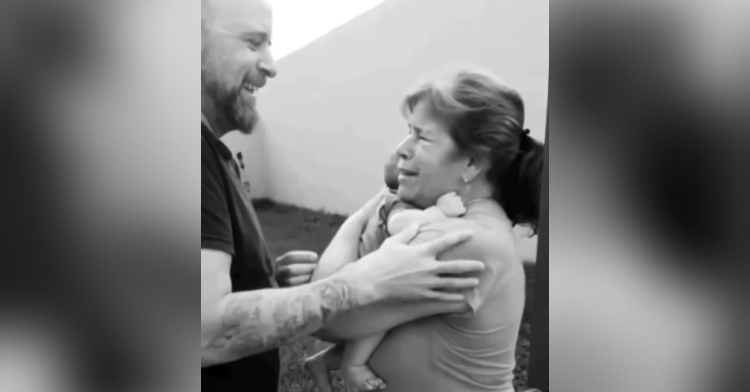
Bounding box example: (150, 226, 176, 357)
(201, 0, 485, 391)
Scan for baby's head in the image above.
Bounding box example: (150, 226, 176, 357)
(384, 153, 400, 191)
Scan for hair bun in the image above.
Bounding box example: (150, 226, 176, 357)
(519, 129, 533, 153)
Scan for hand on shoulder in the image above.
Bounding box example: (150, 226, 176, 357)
(416, 218, 516, 266)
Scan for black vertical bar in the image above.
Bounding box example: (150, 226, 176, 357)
(528, 110, 549, 390)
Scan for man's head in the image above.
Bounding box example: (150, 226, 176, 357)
(202, 0, 277, 134)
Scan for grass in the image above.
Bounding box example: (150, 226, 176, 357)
(254, 199, 534, 392)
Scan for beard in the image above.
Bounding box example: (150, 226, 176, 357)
(202, 33, 261, 134)
(202, 61, 258, 134)
(221, 88, 258, 134)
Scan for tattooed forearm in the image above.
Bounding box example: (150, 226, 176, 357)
(203, 277, 369, 365)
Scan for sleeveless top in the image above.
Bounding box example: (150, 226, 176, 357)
(368, 217, 526, 392)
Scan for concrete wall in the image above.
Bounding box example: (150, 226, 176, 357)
(257, 0, 548, 213)
(239, 0, 548, 260)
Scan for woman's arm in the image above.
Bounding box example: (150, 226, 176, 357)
(319, 298, 470, 341)
(311, 190, 387, 281)
(311, 213, 368, 281)
(318, 221, 492, 340)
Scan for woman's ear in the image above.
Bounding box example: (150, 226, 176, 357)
(462, 156, 489, 183)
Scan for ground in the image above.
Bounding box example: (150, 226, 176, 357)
(254, 199, 535, 392)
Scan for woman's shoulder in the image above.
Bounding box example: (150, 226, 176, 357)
(418, 217, 517, 263)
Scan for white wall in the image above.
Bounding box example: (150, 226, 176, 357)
(246, 0, 548, 261)
(258, 0, 548, 213)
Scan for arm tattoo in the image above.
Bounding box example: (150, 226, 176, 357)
(207, 278, 368, 362)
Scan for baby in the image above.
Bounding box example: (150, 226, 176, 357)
(305, 154, 467, 391)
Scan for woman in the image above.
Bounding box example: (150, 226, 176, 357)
(313, 66, 544, 392)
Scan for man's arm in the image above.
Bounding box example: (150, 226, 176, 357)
(318, 222, 492, 341)
(202, 224, 486, 367)
(202, 249, 362, 368)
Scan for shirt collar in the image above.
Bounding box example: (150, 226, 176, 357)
(202, 113, 233, 162)
(201, 113, 211, 129)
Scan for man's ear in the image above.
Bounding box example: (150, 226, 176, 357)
(462, 156, 490, 183)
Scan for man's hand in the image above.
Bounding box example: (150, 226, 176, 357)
(343, 223, 485, 304)
(275, 251, 319, 287)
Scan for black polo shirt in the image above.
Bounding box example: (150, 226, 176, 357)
(201, 122, 280, 392)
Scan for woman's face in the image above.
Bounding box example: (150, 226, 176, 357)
(395, 98, 469, 208)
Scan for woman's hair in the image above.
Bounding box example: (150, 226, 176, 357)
(401, 66, 545, 233)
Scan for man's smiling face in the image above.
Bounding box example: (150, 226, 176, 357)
(202, 0, 277, 134)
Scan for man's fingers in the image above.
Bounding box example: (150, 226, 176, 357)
(427, 291, 467, 302)
(431, 277, 481, 291)
(277, 251, 319, 265)
(421, 230, 473, 255)
(277, 264, 318, 277)
(386, 223, 420, 245)
(285, 275, 312, 287)
(435, 297, 474, 314)
(434, 260, 486, 275)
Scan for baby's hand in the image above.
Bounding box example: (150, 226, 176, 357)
(436, 192, 466, 217)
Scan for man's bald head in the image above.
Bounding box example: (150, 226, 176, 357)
(202, 0, 272, 38)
